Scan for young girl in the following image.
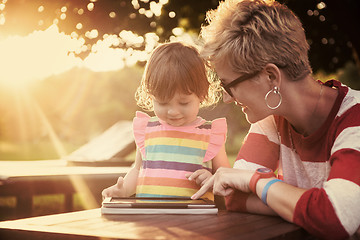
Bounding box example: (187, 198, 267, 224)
(102, 42, 230, 200)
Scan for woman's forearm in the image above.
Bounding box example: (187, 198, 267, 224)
(255, 178, 307, 222)
(246, 193, 277, 216)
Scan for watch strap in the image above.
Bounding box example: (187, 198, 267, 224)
(249, 168, 275, 194)
(249, 174, 260, 193)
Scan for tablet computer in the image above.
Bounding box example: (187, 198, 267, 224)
(102, 197, 216, 209)
(101, 197, 218, 214)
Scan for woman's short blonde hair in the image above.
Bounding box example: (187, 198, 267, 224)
(135, 42, 221, 111)
(201, 0, 312, 80)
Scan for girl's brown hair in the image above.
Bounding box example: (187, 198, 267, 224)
(135, 42, 221, 111)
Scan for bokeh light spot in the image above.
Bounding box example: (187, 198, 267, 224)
(38, 5, 44, 12)
(169, 11, 176, 18)
(87, 3, 94, 11)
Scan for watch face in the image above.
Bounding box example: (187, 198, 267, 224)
(257, 168, 272, 173)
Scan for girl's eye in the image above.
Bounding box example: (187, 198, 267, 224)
(154, 99, 166, 106)
(180, 102, 189, 106)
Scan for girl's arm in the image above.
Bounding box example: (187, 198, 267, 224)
(121, 148, 142, 196)
(212, 143, 230, 171)
(102, 148, 142, 197)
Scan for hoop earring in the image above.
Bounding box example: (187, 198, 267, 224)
(265, 86, 282, 110)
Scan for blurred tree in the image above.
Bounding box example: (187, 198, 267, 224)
(30, 66, 143, 143)
(160, 0, 360, 74)
(280, 0, 360, 73)
(1, 0, 359, 73)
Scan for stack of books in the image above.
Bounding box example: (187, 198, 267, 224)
(101, 197, 218, 214)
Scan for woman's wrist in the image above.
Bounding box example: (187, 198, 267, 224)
(255, 177, 278, 201)
(261, 179, 283, 205)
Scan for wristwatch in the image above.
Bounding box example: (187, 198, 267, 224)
(249, 168, 275, 194)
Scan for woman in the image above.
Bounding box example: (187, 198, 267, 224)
(189, 0, 360, 239)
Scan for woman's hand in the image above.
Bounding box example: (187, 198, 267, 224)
(191, 167, 254, 199)
(101, 176, 127, 198)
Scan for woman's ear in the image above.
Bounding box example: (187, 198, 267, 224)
(264, 63, 281, 88)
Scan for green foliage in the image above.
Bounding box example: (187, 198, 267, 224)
(33, 194, 86, 216)
(314, 61, 360, 90)
(33, 66, 142, 140)
(338, 62, 360, 90)
(0, 194, 86, 220)
(0, 66, 143, 159)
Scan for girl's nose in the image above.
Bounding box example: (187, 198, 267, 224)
(167, 107, 179, 116)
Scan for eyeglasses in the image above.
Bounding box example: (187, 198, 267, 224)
(220, 71, 260, 98)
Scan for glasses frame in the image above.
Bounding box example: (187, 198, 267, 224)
(220, 71, 260, 98)
(220, 63, 287, 98)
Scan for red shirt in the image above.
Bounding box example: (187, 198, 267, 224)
(230, 80, 360, 239)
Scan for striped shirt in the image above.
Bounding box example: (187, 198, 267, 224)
(233, 80, 360, 239)
(133, 111, 227, 200)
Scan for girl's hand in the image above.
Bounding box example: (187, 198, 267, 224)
(102, 176, 127, 198)
(191, 167, 253, 199)
(186, 169, 212, 186)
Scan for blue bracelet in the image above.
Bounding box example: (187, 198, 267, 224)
(261, 179, 282, 206)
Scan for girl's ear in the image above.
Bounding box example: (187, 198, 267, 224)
(264, 63, 281, 88)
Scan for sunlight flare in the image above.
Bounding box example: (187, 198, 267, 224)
(0, 24, 160, 89)
(0, 24, 83, 88)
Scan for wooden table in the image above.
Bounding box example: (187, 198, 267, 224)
(0, 160, 130, 218)
(0, 208, 309, 240)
